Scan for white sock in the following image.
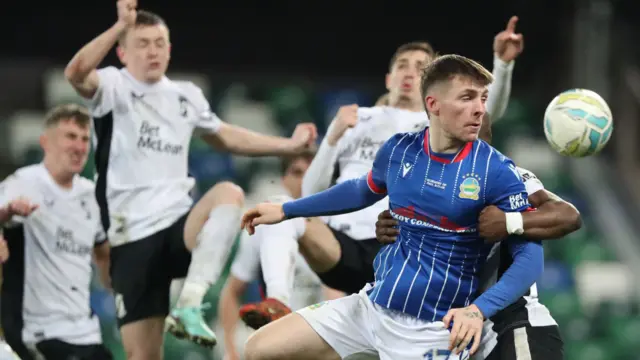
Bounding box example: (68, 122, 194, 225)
(177, 204, 242, 308)
(257, 217, 306, 307)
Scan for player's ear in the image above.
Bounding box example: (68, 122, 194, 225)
(39, 133, 48, 152)
(385, 73, 391, 91)
(116, 46, 126, 65)
(425, 95, 439, 116)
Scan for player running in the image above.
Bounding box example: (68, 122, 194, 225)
(374, 116, 579, 360)
(64, 0, 316, 357)
(218, 151, 342, 360)
(239, 17, 524, 329)
(240, 55, 544, 359)
(0, 104, 112, 360)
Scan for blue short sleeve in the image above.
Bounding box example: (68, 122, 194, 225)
(486, 160, 530, 212)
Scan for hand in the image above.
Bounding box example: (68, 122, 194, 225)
(326, 104, 359, 146)
(241, 203, 286, 235)
(7, 197, 38, 217)
(116, 0, 137, 27)
(478, 205, 508, 243)
(493, 16, 524, 63)
(289, 123, 318, 153)
(443, 304, 484, 355)
(0, 235, 9, 263)
(375, 210, 399, 244)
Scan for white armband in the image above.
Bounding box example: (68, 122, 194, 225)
(505, 212, 524, 235)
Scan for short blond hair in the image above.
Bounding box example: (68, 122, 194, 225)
(44, 103, 91, 128)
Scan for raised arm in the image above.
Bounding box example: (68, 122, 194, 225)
(486, 16, 524, 121)
(64, 0, 134, 99)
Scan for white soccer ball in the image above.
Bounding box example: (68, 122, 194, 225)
(543, 89, 613, 157)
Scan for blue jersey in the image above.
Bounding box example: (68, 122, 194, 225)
(365, 129, 530, 321)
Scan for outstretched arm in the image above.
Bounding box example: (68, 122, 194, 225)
(283, 174, 386, 219)
(201, 122, 317, 157)
(472, 238, 544, 319)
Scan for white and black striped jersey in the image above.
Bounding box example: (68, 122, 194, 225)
(0, 164, 103, 345)
(86, 67, 221, 246)
(475, 167, 557, 358)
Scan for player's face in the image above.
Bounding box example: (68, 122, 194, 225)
(437, 76, 488, 142)
(282, 158, 311, 199)
(44, 119, 91, 175)
(386, 50, 431, 106)
(119, 25, 171, 83)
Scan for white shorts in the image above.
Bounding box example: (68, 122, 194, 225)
(474, 320, 498, 360)
(297, 284, 470, 360)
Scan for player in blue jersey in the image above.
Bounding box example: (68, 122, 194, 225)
(375, 113, 580, 360)
(240, 54, 544, 360)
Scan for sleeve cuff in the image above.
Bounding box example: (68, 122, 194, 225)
(493, 54, 515, 72)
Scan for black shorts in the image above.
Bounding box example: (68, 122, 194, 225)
(486, 325, 563, 360)
(317, 228, 382, 294)
(110, 213, 192, 327)
(34, 339, 112, 360)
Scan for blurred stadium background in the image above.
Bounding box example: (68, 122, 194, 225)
(1, 0, 640, 359)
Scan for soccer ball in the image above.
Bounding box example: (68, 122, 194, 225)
(543, 89, 613, 157)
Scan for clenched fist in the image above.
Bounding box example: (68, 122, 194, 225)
(326, 104, 358, 146)
(117, 0, 137, 26)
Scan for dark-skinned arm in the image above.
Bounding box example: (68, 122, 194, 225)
(521, 189, 582, 240)
(478, 189, 582, 242)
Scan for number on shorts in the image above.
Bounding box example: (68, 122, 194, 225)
(423, 349, 469, 360)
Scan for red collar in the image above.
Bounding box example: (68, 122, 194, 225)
(423, 128, 473, 164)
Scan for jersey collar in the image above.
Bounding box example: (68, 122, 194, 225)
(423, 128, 474, 164)
(121, 68, 172, 96)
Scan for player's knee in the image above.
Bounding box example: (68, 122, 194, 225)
(206, 181, 245, 207)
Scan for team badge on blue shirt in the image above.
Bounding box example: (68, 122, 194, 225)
(459, 173, 482, 200)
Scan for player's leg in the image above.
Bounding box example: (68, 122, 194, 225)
(239, 220, 303, 329)
(166, 181, 244, 346)
(239, 218, 371, 329)
(110, 234, 173, 360)
(300, 219, 381, 293)
(244, 294, 377, 360)
(487, 325, 563, 360)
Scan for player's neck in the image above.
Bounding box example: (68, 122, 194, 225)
(43, 160, 74, 189)
(428, 127, 466, 154)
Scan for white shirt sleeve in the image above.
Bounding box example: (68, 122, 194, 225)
(485, 55, 515, 122)
(230, 232, 260, 283)
(189, 86, 222, 135)
(86, 66, 122, 118)
(517, 167, 545, 196)
(0, 174, 26, 209)
(301, 119, 356, 196)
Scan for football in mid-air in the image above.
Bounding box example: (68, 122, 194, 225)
(543, 88, 613, 157)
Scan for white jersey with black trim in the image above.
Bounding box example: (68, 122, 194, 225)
(0, 164, 103, 345)
(475, 166, 557, 359)
(86, 67, 222, 246)
(230, 196, 323, 310)
(326, 106, 429, 239)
